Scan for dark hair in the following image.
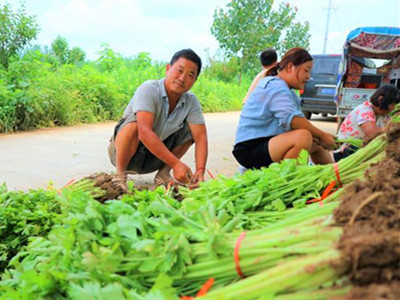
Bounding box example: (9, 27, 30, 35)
(370, 84, 400, 110)
(260, 48, 277, 67)
(266, 47, 313, 76)
(170, 49, 202, 77)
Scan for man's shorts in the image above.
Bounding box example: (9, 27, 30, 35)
(108, 116, 193, 174)
(232, 136, 276, 169)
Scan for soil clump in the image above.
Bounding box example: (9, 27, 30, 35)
(85, 173, 153, 202)
(339, 281, 400, 300)
(333, 122, 400, 299)
(84, 173, 184, 202)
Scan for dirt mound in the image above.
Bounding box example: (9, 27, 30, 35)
(334, 175, 400, 285)
(334, 171, 400, 283)
(386, 139, 400, 162)
(332, 123, 400, 298)
(334, 177, 400, 231)
(335, 281, 400, 300)
(365, 158, 400, 180)
(386, 121, 400, 143)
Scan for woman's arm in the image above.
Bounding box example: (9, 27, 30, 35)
(291, 116, 336, 150)
(360, 121, 382, 140)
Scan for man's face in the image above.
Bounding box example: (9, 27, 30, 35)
(165, 57, 198, 96)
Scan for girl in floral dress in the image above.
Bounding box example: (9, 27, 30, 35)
(334, 84, 400, 161)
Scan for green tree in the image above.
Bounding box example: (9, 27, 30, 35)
(51, 36, 86, 65)
(211, 0, 310, 83)
(204, 49, 241, 83)
(51, 36, 69, 64)
(67, 47, 86, 65)
(281, 20, 311, 51)
(96, 44, 123, 72)
(0, 2, 39, 69)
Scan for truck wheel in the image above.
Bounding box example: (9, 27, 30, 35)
(336, 117, 343, 134)
(304, 111, 312, 119)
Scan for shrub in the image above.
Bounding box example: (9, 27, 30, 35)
(0, 48, 247, 133)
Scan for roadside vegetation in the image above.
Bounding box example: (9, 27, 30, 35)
(0, 0, 309, 133)
(0, 42, 249, 133)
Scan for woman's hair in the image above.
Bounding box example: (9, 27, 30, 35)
(370, 84, 400, 110)
(266, 47, 313, 76)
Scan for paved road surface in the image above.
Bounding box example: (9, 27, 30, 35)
(0, 112, 337, 190)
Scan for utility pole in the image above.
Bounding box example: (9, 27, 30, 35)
(322, 0, 333, 54)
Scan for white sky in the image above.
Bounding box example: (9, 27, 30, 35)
(7, 0, 400, 64)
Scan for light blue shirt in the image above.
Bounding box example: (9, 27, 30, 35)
(235, 76, 304, 144)
(123, 79, 205, 141)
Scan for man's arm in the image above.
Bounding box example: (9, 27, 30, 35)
(136, 111, 192, 182)
(242, 69, 268, 104)
(291, 116, 336, 150)
(188, 122, 208, 187)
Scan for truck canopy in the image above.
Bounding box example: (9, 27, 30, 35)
(335, 27, 400, 118)
(345, 26, 400, 59)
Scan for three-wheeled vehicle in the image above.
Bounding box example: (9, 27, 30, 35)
(335, 26, 400, 127)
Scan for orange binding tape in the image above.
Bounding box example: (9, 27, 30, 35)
(234, 232, 247, 278)
(333, 163, 342, 187)
(180, 278, 214, 300)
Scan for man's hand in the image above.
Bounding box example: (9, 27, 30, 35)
(317, 132, 337, 150)
(111, 172, 128, 192)
(189, 168, 205, 189)
(172, 161, 192, 184)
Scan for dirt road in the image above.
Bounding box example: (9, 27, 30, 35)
(0, 112, 337, 190)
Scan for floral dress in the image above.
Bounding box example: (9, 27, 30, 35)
(338, 101, 388, 140)
(334, 101, 389, 161)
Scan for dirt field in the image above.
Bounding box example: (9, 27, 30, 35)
(0, 112, 337, 190)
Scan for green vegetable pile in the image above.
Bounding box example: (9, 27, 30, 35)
(0, 118, 397, 299)
(180, 134, 386, 218)
(0, 185, 61, 273)
(0, 188, 344, 299)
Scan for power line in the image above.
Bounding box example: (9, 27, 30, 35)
(338, 0, 351, 33)
(322, 0, 337, 54)
(295, 8, 325, 36)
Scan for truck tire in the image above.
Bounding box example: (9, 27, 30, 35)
(336, 117, 344, 134)
(303, 111, 312, 119)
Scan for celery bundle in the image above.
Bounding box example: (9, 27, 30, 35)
(181, 134, 387, 215)
(200, 249, 347, 300)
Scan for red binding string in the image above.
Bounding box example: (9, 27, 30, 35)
(321, 180, 337, 199)
(333, 163, 342, 187)
(57, 178, 75, 195)
(306, 180, 337, 205)
(234, 232, 247, 278)
(180, 278, 214, 300)
(206, 169, 215, 180)
(164, 180, 173, 194)
(196, 278, 214, 296)
(306, 163, 343, 206)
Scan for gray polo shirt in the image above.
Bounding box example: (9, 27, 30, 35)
(123, 79, 205, 141)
